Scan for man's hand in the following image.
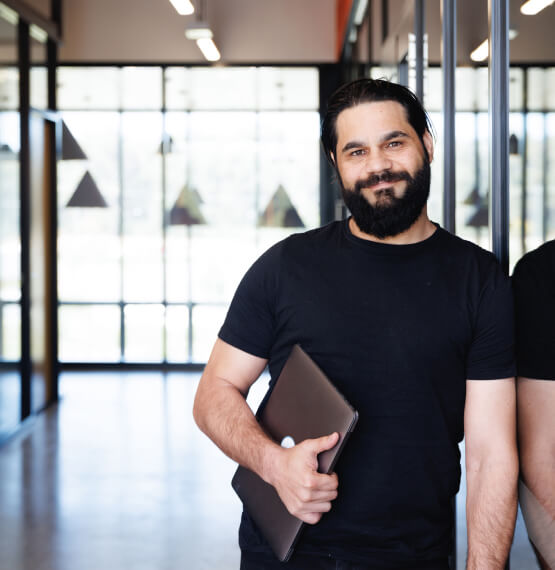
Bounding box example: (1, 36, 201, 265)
(266, 432, 340, 524)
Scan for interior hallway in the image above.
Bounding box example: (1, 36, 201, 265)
(0, 372, 538, 570)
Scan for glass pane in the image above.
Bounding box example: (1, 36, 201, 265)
(59, 305, 121, 362)
(509, 68, 524, 112)
(509, 113, 525, 269)
(525, 113, 546, 251)
(547, 69, 555, 112)
(257, 112, 320, 230)
(0, 66, 18, 109)
(258, 67, 319, 110)
(425, 67, 442, 112)
(166, 305, 189, 363)
(123, 304, 164, 362)
(455, 112, 490, 250)
(189, 112, 257, 226)
(2, 303, 20, 360)
(427, 112, 443, 226)
(189, 67, 256, 110)
(527, 68, 545, 112)
(165, 67, 193, 110)
(122, 67, 162, 109)
(547, 113, 555, 241)
(121, 112, 163, 302)
(190, 225, 258, 304)
(192, 305, 227, 363)
(30, 27, 47, 110)
(0, 112, 20, 302)
(58, 112, 121, 302)
(57, 67, 120, 109)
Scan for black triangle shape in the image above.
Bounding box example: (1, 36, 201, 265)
(66, 171, 108, 208)
(62, 121, 87, 160)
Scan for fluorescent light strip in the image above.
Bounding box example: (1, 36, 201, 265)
(470, 30, 518, 62)
(169, 0, 194, 15)
(520, 0, 555, 15)
(0, 4, 18, 25)
(185, 26, 212, 40)
(196, 38, 220, 61)
(353, 0, 369, 25)
(470, 39, 489, 62)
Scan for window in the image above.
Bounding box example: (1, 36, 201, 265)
(57, 66, 320, 363)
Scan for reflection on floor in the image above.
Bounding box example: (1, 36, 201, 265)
(0, 372, 539, 570)
(0, 370, 21, 441)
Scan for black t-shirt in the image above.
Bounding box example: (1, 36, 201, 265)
(219, 220, 515, 566)
(512, 239, 555, 380)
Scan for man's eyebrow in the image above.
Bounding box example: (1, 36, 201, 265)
(340, 141, 365, 153)
(340, 131, 410, 154)
(380, 130, 409, 143)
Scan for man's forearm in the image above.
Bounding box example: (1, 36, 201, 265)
(466, 457, 518, 569)
(193, 374, 281, 483)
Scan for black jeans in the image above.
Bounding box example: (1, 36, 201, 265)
(240, 550, 450, 570)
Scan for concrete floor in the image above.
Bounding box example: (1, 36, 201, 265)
(0, 372, 540, 570)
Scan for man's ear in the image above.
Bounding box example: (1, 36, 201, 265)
(423, 131, 434, 163)
(329, 151, 336, 166)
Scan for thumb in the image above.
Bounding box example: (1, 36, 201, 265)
(311, 432, 340, 454)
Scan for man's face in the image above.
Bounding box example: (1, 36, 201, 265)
(333, 101, 433, 239)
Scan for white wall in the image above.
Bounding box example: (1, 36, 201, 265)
(59, 0, 336, 63)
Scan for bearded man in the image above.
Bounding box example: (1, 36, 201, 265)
(194, 79, 518, 570)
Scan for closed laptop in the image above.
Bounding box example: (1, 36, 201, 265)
(232, 344, 359, 562)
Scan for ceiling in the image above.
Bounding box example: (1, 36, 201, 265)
(0, 0, 554, 65)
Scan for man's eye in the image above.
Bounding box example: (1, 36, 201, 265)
(387, 141, 402, 148)
(351, 149, 365, 156)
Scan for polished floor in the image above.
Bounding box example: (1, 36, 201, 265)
(0, 372, 539, 570)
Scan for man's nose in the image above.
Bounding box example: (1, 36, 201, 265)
(363, 149, 392, 174)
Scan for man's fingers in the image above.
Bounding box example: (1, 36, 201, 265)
(309, 432, 340, 454)
(297, 483, 338, 503)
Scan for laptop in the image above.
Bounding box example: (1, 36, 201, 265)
(231, 344, 359, 562)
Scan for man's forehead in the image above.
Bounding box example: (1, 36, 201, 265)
(335, 100, 415, 140)
(338, 100, 408, 123)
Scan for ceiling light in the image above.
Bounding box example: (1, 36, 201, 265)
(185, 21, 220, 61)
(196, 37, 220, 61)
(0, 4, 18, 25)
(185, 22, 213, 40)
(520, 0, 555, 15)
(353, 0, 369, 26)
(470, 29, 518, 62)
(470, 39, 489, 62)
(169, 0, 194, 15)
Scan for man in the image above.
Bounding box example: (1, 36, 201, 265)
(512, 241, 555, 569)
(193, 79, 518, 569)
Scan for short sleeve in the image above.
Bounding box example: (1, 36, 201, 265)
(512, 247, 555, 380)
(466, 260, 516, 380)
(217, 243, 281, 359)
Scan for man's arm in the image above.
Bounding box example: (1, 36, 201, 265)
(193, 338, 340, 524)
(517, 377, 555, 569)
(517, 378, 555, 516)
(464, 378, 518, 570)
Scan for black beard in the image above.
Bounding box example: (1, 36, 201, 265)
(339, 161, 431, 239)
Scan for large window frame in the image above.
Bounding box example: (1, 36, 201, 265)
(57, 64, 322, 367)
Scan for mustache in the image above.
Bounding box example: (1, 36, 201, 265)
(353, 170, 412, 194)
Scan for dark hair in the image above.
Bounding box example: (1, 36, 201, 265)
(321, 78, 433, 164)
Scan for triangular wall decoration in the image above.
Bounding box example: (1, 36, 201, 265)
(169, 184, 206, 225)
(258, 184, 304, 228)
(62, 121, 87, 160)
(466, 203, 489, 228)
(66, 171, 108, 208)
